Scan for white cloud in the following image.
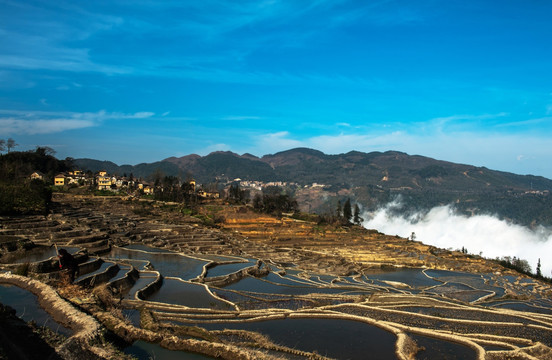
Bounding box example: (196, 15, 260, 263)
(253, 131, 303, 154)
(430, 112, 509, 123)
(363, 201, 552, 277)
(125, 111, 155, 119)
(0, 109, 155, 135)
(242, 128, 552, 178)
(0, 118, 95, 135)
(221, 115, 262, 121)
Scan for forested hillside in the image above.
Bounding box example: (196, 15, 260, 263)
(0, 148, 71, 215)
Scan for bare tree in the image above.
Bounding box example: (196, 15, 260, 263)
(0, 139, 5, 153)
(6, 138, 18, 153)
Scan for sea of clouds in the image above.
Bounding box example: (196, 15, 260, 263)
(362, 199, 552, 277)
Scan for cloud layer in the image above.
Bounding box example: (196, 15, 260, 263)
(362, 200, 552, 277)
(0, 110, 154, 135)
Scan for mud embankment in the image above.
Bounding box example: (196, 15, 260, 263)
(0, 273, 109, 359)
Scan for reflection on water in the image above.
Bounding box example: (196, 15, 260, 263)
(109, 246, 207, 280)
(125, 274, 157, 299)
(365, 268, 441, 288)
(108, 264, 131, 283)
(147, 278, 232, 310)
(124, 244, 175, 253)
(125, 340, 213, 359)
(410, 333, 477, 360)
(122, 308, 141, 327)
(12, 246, 81, 264)
(199, 318, 397, 360)
(0, 284, 72, 336)
(205, 261, 252, 278)
(221, 276, 358, 295)
(74, 260, 115, 283)
(487, 301, 552, 315)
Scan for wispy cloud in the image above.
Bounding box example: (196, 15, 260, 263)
(243, 127, 552, 177)
(253, 131, 303, 154)
(495, 116, 552, 129)
(0, 1, 127, 75)
(0, 0, 420, 82)
(221, 115, 262, 121)
(428, 112, 510, 132)
(430, 112, 509, 123)
(0, 109, 154, 135)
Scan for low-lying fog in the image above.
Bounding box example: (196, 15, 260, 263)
(362, 200, 552, 277)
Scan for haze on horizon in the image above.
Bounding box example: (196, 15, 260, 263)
(1, 1, 552, 178)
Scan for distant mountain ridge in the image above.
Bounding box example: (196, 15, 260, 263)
(74, 148, 552, 226)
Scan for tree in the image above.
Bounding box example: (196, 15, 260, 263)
(410, 232, 416, 241)
(353, 204, 363, 225)
(343, 198, 352, 223)
(227, 183, 246, 204)
(252, 192, 298, 216)
(35, 146, 56, 156)
(336, 200, 342, 218)
(6, 138, 18, 153)
(536, 258, 542, 278)
(0, 139, 5, 153)
(252, 193, 263, 211)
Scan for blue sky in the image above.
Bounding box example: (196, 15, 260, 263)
(1, 0, 552, 178)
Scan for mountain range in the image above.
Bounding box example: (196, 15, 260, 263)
(74, 148, 552, 227)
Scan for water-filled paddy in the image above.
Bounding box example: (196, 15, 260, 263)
(124, 244, 175, 253)
(198, 317, 397, 360)
(265, 272, 322, 286)
(0, 284, 72, 336)
(486, 301, 552, 315)
(365, 268, 441, 288)
(121, 308, 141, 327)
(109, 246, 206, 280)
(221, 276, 360, 295)
(125, 340, 214, 359)
(12, 245, 81, 264)
(410, 333, 477, 360)
(74, 260, 115, 283)
(125, 273, 158, 299)
(147, 278, 232, 310)
(108, 264, 132, 283)
(195, 254, 245, 262)
(205, 261, 252, 278)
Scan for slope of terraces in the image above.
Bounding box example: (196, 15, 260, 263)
(218, 205, 506, 276)
(1, 193, 552, 360)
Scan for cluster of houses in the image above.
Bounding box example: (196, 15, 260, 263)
(30, 169, 222, 199)
(30, 170, 157, 194)
(235, 179, 328, 191)
(29, 170, 328, 200)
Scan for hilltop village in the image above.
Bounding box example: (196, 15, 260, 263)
(43, 169, 333, 205)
